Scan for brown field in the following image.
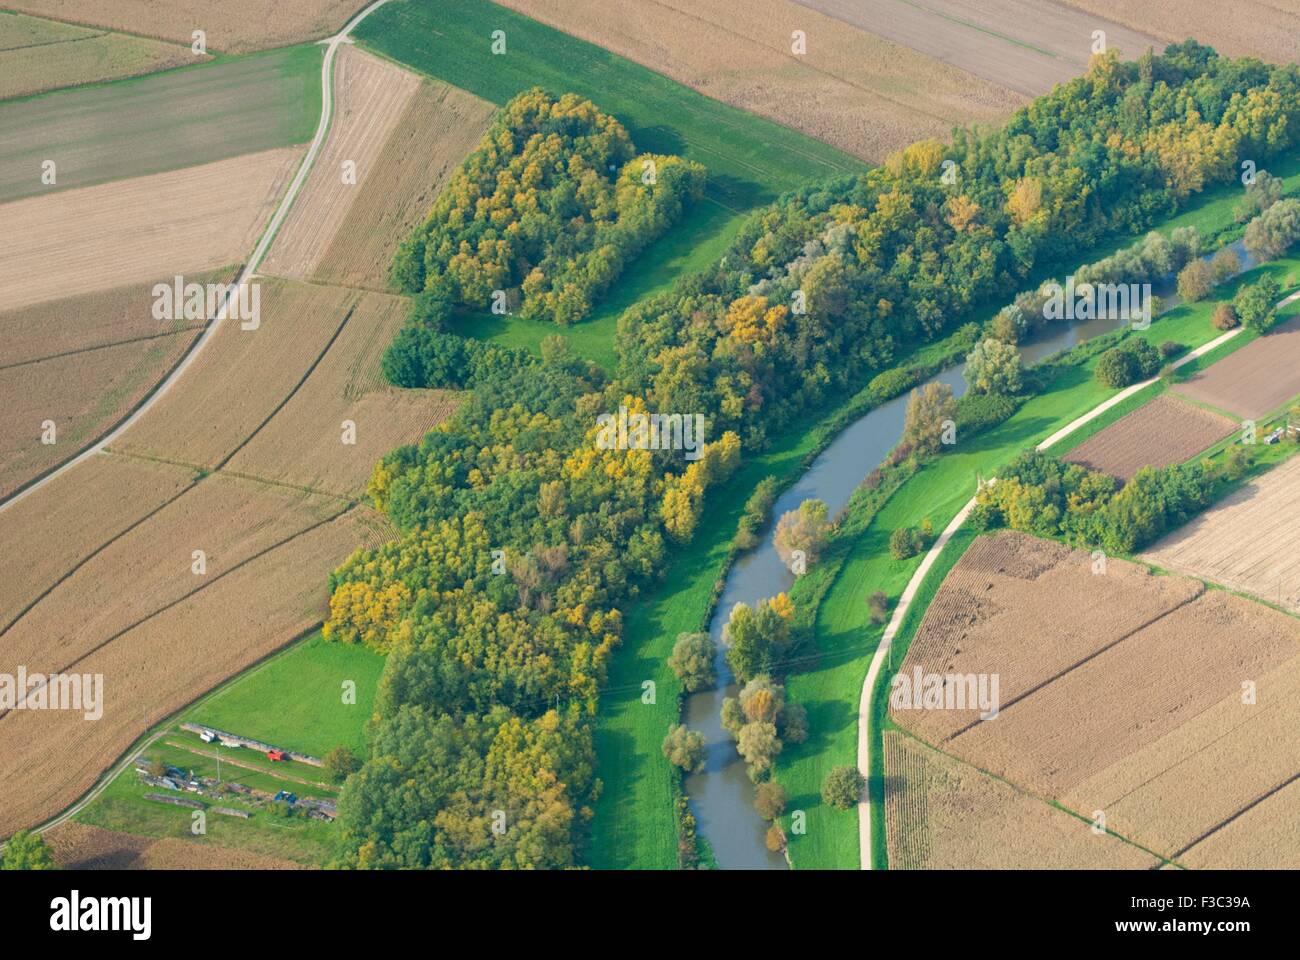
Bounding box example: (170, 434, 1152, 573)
(0, 472, 346, 677)
(1179, 777, 1300, 869)
(225, 288, 459, 496)
(0, 453, 197, 633)
(313, 79, 495, 291)
(0, 147, 302, 311)
(0, 330, 198, 499)
(883, 731, 1157, 869)
(1060, 0, 1300, 64)
(795, 0, 1159, 96)
(261, 46, 421, 281)
(0, 11, 196, 101)
(0, 505, 385, 836)
(45, 822, 302, 870)
(892, 530, 1300, 867)
(1173, 315, 1300, 419)
(1142, 454, 1300, 614)
(6, 1, 359, 54)
(1062, 394, 1236, 480)
(111, 278, 364, 469)
(497, 0, 1026, 164)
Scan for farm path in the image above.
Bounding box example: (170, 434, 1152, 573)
(856, 286, 1300, 868)
(0, 0, 393, 518)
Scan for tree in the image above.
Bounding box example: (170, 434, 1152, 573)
(773, 498, 831, 569)
(1, 830, 54, 870)
(1175, 258, 1213, 302)
(965, 338, 1024, 395)
(1096, 339, 1160, 388)
(662, 724, 707, 773)
(324, 745, 361, 782)
(867, 590, 890, 625)
(1235, 170, 1286, 222)
(754, 780, 788, 820)
(724, 599, 793, 684)
(764, 823, 786, 853)
(778, 702, 809, 744)
(1235, 274, 1281, 333)
(889, 526, 922, 560)
(736, 721, 781, 777)
(902, 382, 957, 458)
(668, 632, 717, 692)
(1208, 247, 1241, 285)
(1211, 301, 1239, 331)
(1244, 198, 1300, 261)
(822, 766, 866, 811)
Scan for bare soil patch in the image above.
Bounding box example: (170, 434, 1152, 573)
(1173, 315, 1300, 419)
(1063, 393, 1236, 481)
(45, 822, 301, 869)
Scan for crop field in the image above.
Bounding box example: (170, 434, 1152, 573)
(1062, 394, 1237, 480)
(261, 46, 422, 281)
(1173, 315, 1300, 419)
(1179, 777, 1300, 869)
(7, 0, 359, 55)
(224, 287, 460, 497)
(313, 79, 495, 291)
(0, 453, 197, 632)
(112, 278, 368, 470)
(0, 504, 387, 836)
(0, 330, 198, 499)
(0, 42, 319, 202)
(0, 473, 346, 678)
(45, 823, 303, 870)
(1060, 0, 1300, 64)
(883, 731, 1157, 868)
(0, 147, 303, 310)
(496, 0, 1025, 163)
(889, 531, 1300, 867)
(798, 0, 1159, 96)
(1142, 454, 1300, 614)
(0, 10, 195, 101)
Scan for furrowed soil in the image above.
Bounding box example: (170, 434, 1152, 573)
(1179, 776, 1300, 869)
(224, 288, 460, 497)
(796, 0, 1160, 96)
(497, 0, 1026, 163)
(45, 822, 302, 870)
(0, 10, 196, 101)
(1060, 0, 1300, 64)
(7, 0, 359, 55)
(1173, 315, 1300, 419)
(313, 79, 495, 291)
(883, 730, 1157, 868)
(1062, 393, 1237, 480)
(261, 45, 421, 281)
(0, 505, 387, 836)
(0, 147, 303, 310)
(1142, 454, 1300, 614)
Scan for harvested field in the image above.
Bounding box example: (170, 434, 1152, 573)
(0, 330, 198, 499)
(45, 822, 302, 870)
(313, 79, 495, 290)
(1173, 315, 1300, 419)
(1060, 0, 1300, 64)
(894, 531, 1203, 745)
(1179, 777, 1300, 869)
(883, 730, 1157, 869)
(262, 46, 421, 281)
(796, 0, 1160, 96)
(0, 11, 195, 101)
(225, 289, 460, 496)
(1062, 394, 1236, 481)
(1142, 454, 1300, 614)
(0, 147, 302, 311)
(0, 506, 387, 836)
(6, 1, 358, 55)
(0, 453, 196, 633)
(0, 472, 347, 678)
(496, 0, 1026, 164)
(0, 43, 318, 202)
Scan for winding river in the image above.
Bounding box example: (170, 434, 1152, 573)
(684, 239, 1256, 868)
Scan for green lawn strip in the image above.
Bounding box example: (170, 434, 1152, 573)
(0, 42, 322, 201)
(184, 631, 384, 759)
(449, 198, 744, 371)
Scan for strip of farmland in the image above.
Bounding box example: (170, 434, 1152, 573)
(495, 0, 1025, 163)
(260, 45, 421, 281)
(1062, 393, 1237, 481)
(1060, 0, 1300, 64)
(1142, 454, 1300, 614)
(6, 0, 362, 55)
(0, 147, 303, 310)
(0, 42, 319, 202)
(45, 822, 302, 870)
(1172, 315, 1300, 419)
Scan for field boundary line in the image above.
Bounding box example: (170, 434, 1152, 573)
(0, 325, 206, 372)
(1170, 769, 1300, 860)
(0, 0, 394, 518)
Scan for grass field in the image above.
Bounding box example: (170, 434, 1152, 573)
(185, 632, 385, 760)
(0, 41, 320, 202)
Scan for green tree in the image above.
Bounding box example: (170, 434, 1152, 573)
(724, 599, 792, 684)
(902, 382, 957, 458)
(1, 831, 55, 870)
(667, 632, 717, 693)
(773, 498, 831, 570)
(964, 338, 1024, 395)
(662, 724, 707, 774)
(1235, 274, 1281, 333)
(822, 766, 866, 811)
(754, 780, 788, 820)
(1176, 258, 1213, 302)
(324, 745, 361, 782)
(1211, 301, 1239, 331)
